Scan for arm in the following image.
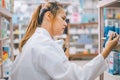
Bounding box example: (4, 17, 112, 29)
(102, 33, 119, 59)
(36, 44, 107, 80)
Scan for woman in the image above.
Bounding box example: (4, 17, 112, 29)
(10, 2, 119, 80)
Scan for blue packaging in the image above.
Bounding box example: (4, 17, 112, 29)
(118, 53, 120, 75)
(104, 26, 109, 37)
(108, 51, 119, 75)
(114, 19, 120, 35)
(119, 65, 120, 75)
(103, 36, 109, 48)
(119, 20, 120, 35)
(104, 19, 115, 37)
(115, 21, 119, 34)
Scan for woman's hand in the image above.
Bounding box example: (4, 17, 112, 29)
(102, 33, 119, 59)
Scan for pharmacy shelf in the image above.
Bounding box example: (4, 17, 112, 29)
(0, 4, 13, 79)
(69, 32, 98, 35)
(98, 0, 120, 80)
(70, 42, 85, 45)
(83, 8, 97, 10)
(0, 37, 9, 41)
(98, 0, 120, 54)
(22, 2, 70, 7)
(14, 39, 20, 44)
(98, 0, 120, 7)
(70, 42, 97, 46)
(104, 72, 120, 80)
(69, 22, 98, 60)
(69, 22, 98, 27)
(0, 8, 12, 20)
(69, 54, 98, 60)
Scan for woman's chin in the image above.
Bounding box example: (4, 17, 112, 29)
(55, 33, 63, 36)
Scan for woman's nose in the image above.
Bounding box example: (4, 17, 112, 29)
(64, 21, 67, 27)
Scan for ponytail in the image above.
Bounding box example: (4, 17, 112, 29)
(19, 5, 42, 52)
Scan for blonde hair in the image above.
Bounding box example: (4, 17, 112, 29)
(19, 2, 63, 52)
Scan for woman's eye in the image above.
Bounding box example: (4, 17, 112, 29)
(62, 17, 66, 20)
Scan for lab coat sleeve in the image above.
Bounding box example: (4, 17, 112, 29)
(37, 45, 107, 80)
(80, 54, 107, 80)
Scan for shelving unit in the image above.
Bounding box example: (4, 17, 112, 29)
(79, 0, 98, 23)
(13, 23, 26, 43)
(0, 6, 13, 80)
(68, 22, 98, 60)
(98, 0, 120, 80)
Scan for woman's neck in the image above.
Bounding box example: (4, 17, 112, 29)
(41, 23, 53, 37)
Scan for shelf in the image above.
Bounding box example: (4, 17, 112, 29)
(69, 22, 98, 60)
(69, 54, 98, 60)
(98, 0, 120, 8)
(104, 72, 120, 79)
(0, 37, 9, 41)
(70, 42, 97, 46)
(98, 0, 120, 80)
(83, 8, 98, 10)
(14, 39, 20, 44)
(22, 2, 70, 6)
(0, 8, 12, 20)
(69, 32, 98, 35)
(70, 42, 85, 46)
(0, 1, 13, 79)
(69, 22, 98, 27)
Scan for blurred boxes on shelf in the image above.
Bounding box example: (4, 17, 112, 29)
(118, 52, 120, 75)
(107, 51, 120, 75)
(103, 19, 120, 51)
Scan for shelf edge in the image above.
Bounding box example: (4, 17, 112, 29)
(0, 8, 12, 19)
(97, 0, 119, 8)
(0, 37, 9, 41)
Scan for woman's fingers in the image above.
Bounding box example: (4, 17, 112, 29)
(108, 32, 119, 41)
(113, 35, 119, 42)
(108, 32, 115, 41)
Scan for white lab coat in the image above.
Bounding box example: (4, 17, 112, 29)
(9, 27, 107, 80)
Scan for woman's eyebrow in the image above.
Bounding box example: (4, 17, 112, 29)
(63, 16, 66, 19)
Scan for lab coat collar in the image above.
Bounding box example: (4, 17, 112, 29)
(35, 27, 53, 40)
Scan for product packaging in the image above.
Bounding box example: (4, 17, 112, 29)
(108, 51, 119, 75)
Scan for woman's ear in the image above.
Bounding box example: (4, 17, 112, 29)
(45, 11, 53, 21)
